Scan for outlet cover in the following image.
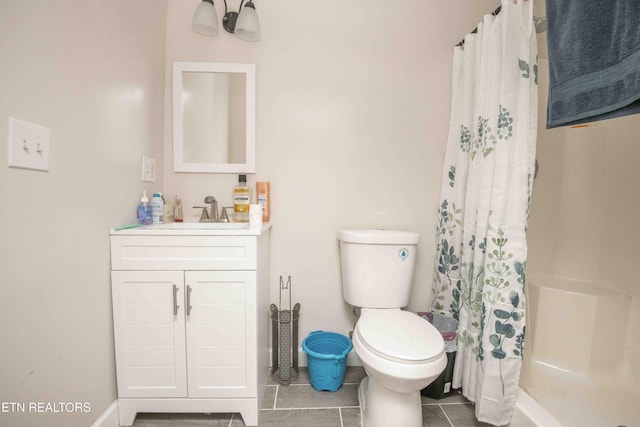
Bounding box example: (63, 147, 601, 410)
(142, 155, 156, 182)
(8, 118, 50, 171)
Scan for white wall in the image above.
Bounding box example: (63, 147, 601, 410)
(0, 1, 167, 426)
(163, 0, 497, 342)
(527, 31, 640, 386)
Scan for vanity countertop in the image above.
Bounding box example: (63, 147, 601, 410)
(110, 222, 271, 236)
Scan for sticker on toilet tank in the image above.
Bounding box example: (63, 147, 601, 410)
(398, 248, 409, 261)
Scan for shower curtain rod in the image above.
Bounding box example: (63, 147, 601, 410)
(455, 4, 502, 47)
(455, 1, 544, 47)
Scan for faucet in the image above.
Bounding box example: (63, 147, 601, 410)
(193, 196, 230, 222)
(204, 196, 219, 220)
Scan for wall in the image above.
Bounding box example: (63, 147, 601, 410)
(0, 1, 167, 426)
(527, 31, 640, 386)
(163, 0, 497, 343)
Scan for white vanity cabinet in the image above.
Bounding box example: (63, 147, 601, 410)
(109, 226, 270, 427)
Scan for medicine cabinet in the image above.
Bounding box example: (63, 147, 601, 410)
(173, 62, 256, 173)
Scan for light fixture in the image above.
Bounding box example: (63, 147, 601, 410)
(192, 0, 260, 41)
(192, 0, 218, 36)
(224, 0, 260, 41)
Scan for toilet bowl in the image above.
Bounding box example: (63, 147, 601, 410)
(354, 309, 447, 427)
(336, 229, 447, 427)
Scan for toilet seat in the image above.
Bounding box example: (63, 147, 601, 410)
(355, 310, 445, 364)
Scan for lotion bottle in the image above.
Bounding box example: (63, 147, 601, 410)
(256, 181, 270, 222)
(151, 192, 164, 224)
(233, 175, 251, 222)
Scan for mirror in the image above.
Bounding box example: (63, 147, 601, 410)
(173, 62, 256, 173)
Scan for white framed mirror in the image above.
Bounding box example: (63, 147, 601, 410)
(173, 62, 256, 173)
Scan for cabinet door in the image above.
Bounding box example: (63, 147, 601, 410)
(111, 271, 187, 397)
(185, 271, 257, 398)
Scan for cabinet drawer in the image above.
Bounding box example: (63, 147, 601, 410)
(111, 235, 257, 270)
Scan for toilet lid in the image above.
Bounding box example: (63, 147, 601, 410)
(337, 229, 419, 245)
(356, 311, 445, 363)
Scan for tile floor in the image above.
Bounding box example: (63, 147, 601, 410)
(132, 367, 522, 427)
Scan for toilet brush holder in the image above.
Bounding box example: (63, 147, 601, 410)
(270, 276, 300, 385)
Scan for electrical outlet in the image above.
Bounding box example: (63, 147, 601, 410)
(8, 118, 50, 171)
(142, 155, 156, 182)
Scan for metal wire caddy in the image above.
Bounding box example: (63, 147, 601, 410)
(270, 276, 300, 385)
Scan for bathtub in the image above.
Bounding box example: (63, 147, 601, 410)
(517, 277, 639, 427)
(513, 387, 562, 427)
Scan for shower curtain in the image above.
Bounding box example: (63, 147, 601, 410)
(429, 0, 537, 425)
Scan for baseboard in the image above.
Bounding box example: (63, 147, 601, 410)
(90, 400, 119, 427)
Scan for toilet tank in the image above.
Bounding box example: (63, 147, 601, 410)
(337, 229, 419, 308)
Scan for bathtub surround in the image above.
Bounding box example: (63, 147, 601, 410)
(520, 278, 639, 426)
(523, 0, 640, 420)
(430, 0, 538, 424)
(526, 46, 640, 427)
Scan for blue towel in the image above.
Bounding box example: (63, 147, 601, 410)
(545, 0, 640, 128)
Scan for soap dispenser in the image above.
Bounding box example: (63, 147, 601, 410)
(137, 190, 152, 225)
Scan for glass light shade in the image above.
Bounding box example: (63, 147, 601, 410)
(234, 3, 260, 41)
(192, 1, 218, 36)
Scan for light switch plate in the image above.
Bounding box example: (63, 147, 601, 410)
(8, 118, 50, 171)
(142, 155, 156, 182)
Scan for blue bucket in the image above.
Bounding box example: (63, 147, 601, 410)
(302, 330, 352, 392)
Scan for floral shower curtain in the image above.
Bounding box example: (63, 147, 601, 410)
(429, 0, 537, 425)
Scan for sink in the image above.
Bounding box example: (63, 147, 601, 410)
(151, 222, 249, 230)
(111, 221, 268, 236)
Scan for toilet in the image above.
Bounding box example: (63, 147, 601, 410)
(337, 229, 447, 427)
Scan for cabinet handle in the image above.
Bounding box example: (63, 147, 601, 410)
(173, 284, 180, 316)
(186, 285, 193, 316)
